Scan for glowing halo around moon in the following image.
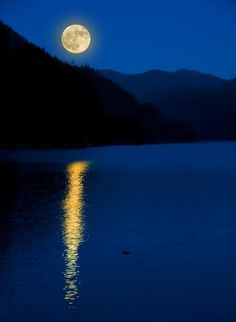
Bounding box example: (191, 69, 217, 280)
(61, 24, 91, 54)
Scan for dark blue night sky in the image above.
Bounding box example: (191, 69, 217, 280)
(1, 0, 236, 78)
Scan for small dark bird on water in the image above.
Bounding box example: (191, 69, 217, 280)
(123, 251, 130, 255)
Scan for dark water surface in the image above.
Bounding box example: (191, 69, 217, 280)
(1, 143, 236, 321)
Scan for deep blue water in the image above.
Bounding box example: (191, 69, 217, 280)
(1, 143, 236, 321)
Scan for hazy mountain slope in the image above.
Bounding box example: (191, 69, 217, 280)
(101, 69, 236, 141)
(151, 89, 236, 140)
(224, 78, 236, 90)
(100, 69, 224, 101)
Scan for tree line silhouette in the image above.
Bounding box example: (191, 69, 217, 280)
(0, 21, 196, 147)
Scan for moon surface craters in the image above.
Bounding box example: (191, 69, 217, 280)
(61, 25, 91, 54)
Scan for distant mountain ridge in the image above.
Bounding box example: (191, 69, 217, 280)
(100, 69, 236, 141)
(100, 69, 225, 101)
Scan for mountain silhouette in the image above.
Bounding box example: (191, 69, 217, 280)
(0, 21, 196, 147)
(0, 21, 144, 147)
(101, 69, 236, 141)
(101, 69, 224, 101)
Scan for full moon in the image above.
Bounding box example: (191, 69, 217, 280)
(61, 24, 91, 54)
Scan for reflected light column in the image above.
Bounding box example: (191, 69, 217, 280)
(62, 161, 89, 306)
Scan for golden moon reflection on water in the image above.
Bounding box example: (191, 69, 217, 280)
(63, 161, 89, 306)
(61, 24, 91, 54)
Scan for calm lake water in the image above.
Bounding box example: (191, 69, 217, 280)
(1, 143, 236, 321)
